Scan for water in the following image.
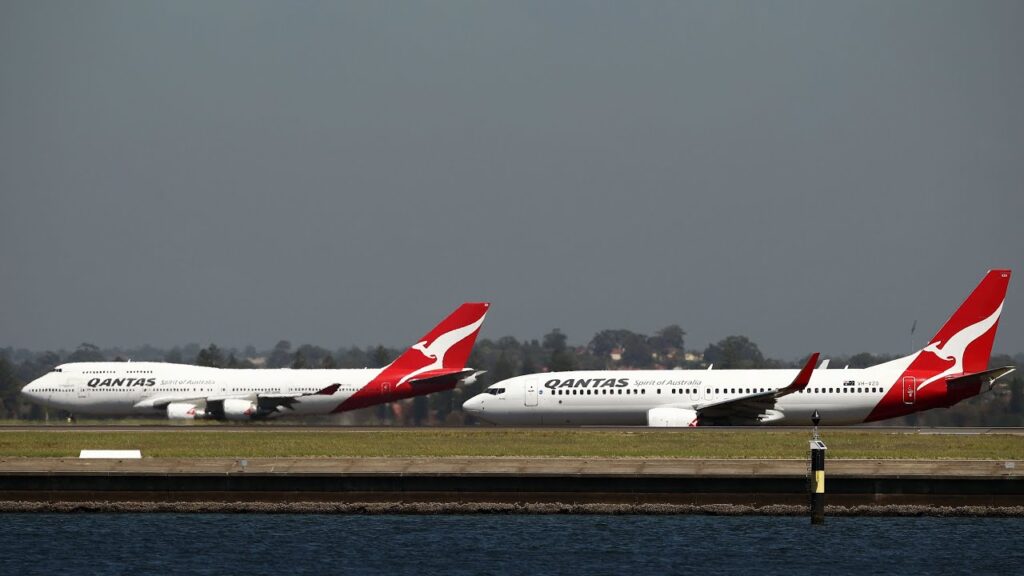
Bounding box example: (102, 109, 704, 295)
(1, 514, 1021, 575)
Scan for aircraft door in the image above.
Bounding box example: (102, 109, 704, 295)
(72, 378, 87, 399)
(902, 377, 916, 405)
(524, 377, 538, 407)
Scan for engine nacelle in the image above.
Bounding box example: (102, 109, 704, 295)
(647, 407, 699, 427)
(222, 398, 258, 421)
(167, 402, 199, 420)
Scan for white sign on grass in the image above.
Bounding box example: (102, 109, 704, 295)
(79, 450, 142, 459)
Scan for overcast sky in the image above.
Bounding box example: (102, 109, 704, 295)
(1, 1, 1021, 360)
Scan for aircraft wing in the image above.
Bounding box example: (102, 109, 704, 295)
(134, 395, 211, 410)
(135, 384, 341, 412)
(692, 353, 819, 425)
(235, 383, 342, 414)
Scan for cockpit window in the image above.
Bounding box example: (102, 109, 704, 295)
(50, 368, 62, 373)
(486, 388, 505, 395)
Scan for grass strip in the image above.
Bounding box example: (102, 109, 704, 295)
(1, 430, 1021, 459)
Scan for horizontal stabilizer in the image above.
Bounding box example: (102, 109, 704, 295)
(407, 368, 476, 387)
(946, 366, 1016, 390)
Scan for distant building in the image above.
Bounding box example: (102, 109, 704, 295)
(609, 347, 623, 362)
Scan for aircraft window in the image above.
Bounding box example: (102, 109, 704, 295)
(51, 368, 62, 373)
(617, 390, 622, 395)
(828, 388, 833, 393)
(641, 389, 646, 395)
(657, 389, 661, 394)
(715, 389, 720, 394)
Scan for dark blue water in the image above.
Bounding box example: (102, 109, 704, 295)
(1, 514, 1021, 575)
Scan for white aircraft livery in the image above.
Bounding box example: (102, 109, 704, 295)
(463, 270, 1015, 426)
(22, 303, 489, 421)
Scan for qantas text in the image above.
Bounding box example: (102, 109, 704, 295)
(87, 378, 156, 387)
(544, 378, 630, 389)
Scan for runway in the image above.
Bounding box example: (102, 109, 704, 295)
(3, 425, 1024, 434)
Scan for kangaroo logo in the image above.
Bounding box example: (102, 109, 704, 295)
(397, 313, 487, 386)
(916, 302, 1003, 391)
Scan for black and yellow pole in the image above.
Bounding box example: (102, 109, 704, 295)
(809, 410, 826, 524)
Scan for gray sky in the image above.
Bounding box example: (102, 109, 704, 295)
(2, 1, 1022, 360)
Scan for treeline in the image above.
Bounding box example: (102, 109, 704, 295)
(2, 327, 1022, 426)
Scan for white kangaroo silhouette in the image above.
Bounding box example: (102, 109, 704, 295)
(916, 302, 1003, 391)
(397, 313, 487, 386)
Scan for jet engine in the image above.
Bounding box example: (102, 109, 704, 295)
(222, 398, 258, 420)
(647, 407, 699, 427)
(167, 403, 200, 420)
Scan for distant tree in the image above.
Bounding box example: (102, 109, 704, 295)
(320, 354, 337, 369)
(226, 354, 242, 368)
(0, 355, 22, 418)
(651, 325, 685, 355)
(703, 336, 765, 369)
(520, 349, 537, 376)
(543, 329, 568, 354)
(370, 346, 392, 368)
(267, 340, 293, 368)
(412, 395, 429, 425)
(291, 350, 308, 369)
(164, 347, 184, 364)
(68, 343, 104, 363)
(496, 336, 521, 350)
(621, 332, 653, 368)
(195, 344, 225, 368)
(588, 329, 637, 359)
(544, 329, 576, 372)
(181, 343, 201, 364)
(492, 351, 514, 383)
(847, 353, 881, 369)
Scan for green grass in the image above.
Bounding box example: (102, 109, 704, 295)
(0, 430, 1021, 459)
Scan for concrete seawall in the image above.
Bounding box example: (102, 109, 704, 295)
(1, 458, 1022, 508)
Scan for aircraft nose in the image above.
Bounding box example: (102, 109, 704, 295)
(20, 382, 40, 402)
(462, 394, 485, 414)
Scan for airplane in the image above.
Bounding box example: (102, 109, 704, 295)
(21, 302, 490, 421)
(463, 270, 1015, 426)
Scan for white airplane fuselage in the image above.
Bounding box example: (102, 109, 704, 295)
(464, 358, 929, 426)
(23, 362, 379, 418)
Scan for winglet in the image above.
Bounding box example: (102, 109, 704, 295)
(776, 352, 819, 397)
